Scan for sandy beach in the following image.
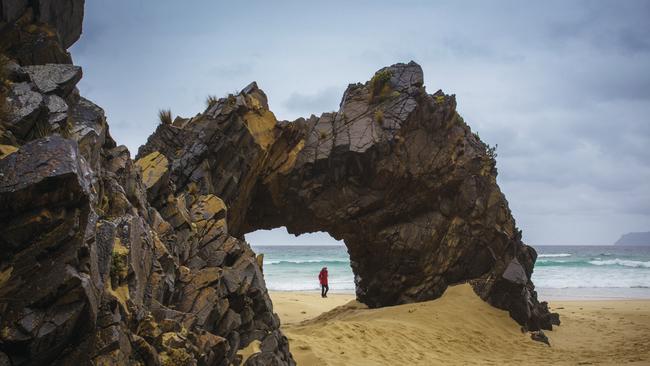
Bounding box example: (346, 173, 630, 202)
(270, 285, 650, 365)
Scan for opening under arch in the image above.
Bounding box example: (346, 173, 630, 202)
(245, 227, 354, 293)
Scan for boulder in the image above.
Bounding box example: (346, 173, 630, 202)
(0, 136, 92, 213)
(22, 64, 82, 96)
(0, 136, 98, 365)
(4, 82, 44, 139)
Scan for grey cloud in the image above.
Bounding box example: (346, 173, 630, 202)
(283, 87, 343, 118)
(72, 0, 650, 245)
(208, 63, 254, 79)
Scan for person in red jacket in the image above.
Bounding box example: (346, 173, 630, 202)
(318, 267, 329, 298)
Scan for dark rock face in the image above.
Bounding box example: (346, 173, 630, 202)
(0, 0, 83, 65)
(33, 0, 85, 49)
(0, 137, 97, 365)
(0, 5, 294, 366)
(0, 71, 293, 366)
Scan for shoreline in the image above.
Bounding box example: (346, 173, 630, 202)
(270, 285, 650, 365)
(269, 288, 650, 301)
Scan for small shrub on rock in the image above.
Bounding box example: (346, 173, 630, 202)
(369, 69, 393, 103)
(158, 109, 173, 125)
(205, 95, 218, 108)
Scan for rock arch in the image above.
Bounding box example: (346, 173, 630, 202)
(140, 62, 558, 330)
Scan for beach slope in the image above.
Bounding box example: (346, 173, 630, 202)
(271, 285, 650, 365)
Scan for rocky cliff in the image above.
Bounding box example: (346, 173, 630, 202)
(1, 1, 558, 365)
(1, 1, 293, 365)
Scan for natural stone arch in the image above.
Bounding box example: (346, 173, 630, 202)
(139, 62, 554, 329)
(139, 62, 558, 331)
(239, 62, 528, 313)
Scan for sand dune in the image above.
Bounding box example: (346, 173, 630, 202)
(270, 285, 650, 365)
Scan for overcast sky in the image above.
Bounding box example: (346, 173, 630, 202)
(71, 0, 650, 246)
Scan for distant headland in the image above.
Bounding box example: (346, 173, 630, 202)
(615, 232, 650, 246)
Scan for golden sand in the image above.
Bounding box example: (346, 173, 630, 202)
(270, 284, 650, 365)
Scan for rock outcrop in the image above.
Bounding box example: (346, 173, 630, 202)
(0, 1, 559, 365)
(0, 0, 83, 65)
(0, 2, 294, 365)
(139, 62, 559, 333)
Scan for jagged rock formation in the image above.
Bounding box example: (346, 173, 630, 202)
(0, 1, 559, 365)
(0, 2, 294, 365)
(139, 62, 559, 332)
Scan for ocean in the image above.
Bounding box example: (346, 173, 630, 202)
(252, 245, 650, 300)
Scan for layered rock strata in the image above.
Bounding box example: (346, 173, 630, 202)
(0, 1, 294, 365)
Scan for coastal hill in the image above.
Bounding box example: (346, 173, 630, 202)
(1, 1, 556, 365)
(615, 232, 650, 246)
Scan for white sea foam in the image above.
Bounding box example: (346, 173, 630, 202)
(265, 278, 356, 291)
(257, 245, 650, 297)
(265, 259, 349, 264)
(537, 259, 570, 264)
(588, 259, 650, 268)
(533, 266, 650, 289)
(538, 253, 572, 258)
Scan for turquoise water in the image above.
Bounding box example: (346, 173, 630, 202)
(534, 245, 650, 299)
(252, 245, 650, 299)
(253, 245, 354, 292)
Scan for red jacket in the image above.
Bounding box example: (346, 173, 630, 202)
(318, 269, 328, 285)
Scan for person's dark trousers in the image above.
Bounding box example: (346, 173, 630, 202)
(321, 284, 329, 297)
